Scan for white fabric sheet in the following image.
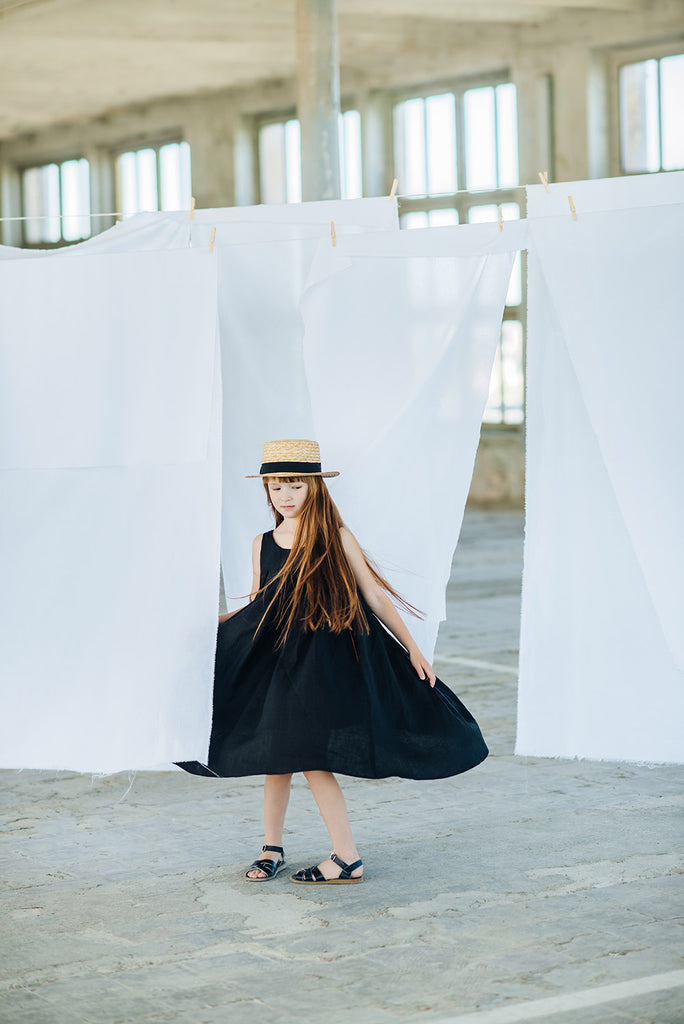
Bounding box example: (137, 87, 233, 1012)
(518, 171, 684, 763)
(0, 212, 191, 260)
(302, 222, 526, 657)
(189, 196, 398, 235)
(0, 250, 217, 469)
(0, 247, 221, 772)
(188, 200, 399, 613)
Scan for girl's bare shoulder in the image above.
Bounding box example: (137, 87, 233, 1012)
(339, 525, 363, 558)
(252, 532, 264, 567)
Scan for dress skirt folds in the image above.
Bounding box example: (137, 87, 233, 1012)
(178, 530, 488, 780)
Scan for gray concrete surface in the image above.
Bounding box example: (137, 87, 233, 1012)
(2, 510, 683, 1024)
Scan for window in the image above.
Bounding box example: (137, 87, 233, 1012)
(395, 81, 523, 424)
(401, 209, 459, 229)
(619, 54, 684, 173)
(259, 119, 302, 204)
(115, 141, 192, 216)
(21, 158, 91, 245)
(339, 110, 362, 200)
(257, 111, 362, 203)
(394, 83, 518, 201)
(393, 93, 457, 196)
(467, 203, 523, 425)
(464, 84, 518, 190)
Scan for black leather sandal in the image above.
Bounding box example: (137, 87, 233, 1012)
(244, 844, 286, 881)
(291, 851, 363, 884)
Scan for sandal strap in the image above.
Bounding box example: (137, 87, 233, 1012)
(262, 845, 284, 854)
(330, 852, 363, 878)
(247, 857, 282, 878)
(293, 865, 325, 882)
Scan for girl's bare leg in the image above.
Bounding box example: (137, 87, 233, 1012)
(302, 770, 363, 878)
(247, 773, 292, 879)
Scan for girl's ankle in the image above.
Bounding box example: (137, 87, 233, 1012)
(331, 849, 360, 866)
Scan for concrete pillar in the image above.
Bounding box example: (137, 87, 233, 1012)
(512, 62, 554, 186)
(296, 0, 341, 202)
(85, 146, 116, 235)
(0, 158, 22, 246)
(551, 44, 591, 182)
(360, 90, 392, 197)
(184, 99, 236, 208)
(233, 116, 258, 207)
(587, 50, 610, 180)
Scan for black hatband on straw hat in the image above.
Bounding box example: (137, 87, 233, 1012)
(246, 439, 339, 478)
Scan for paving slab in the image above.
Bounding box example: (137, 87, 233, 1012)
(1, 511, 682, 1024)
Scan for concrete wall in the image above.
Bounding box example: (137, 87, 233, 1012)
(468, 427, 526, 510)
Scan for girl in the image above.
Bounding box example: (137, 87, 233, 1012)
(178, 439, 488, 884)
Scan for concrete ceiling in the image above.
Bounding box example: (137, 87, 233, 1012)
(0, 0, 659, 140)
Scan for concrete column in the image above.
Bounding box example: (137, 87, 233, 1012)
(360, 90, 392, 197)
(184, 98, 236, 208)
(296, 0, 341, 202)
(512, 62, 554, 186)
(0, 156, 22, 246)
(551, 44, 591, 182)
(233, 116, 258, 207)
(85, 146, 115, 234)
(587, 50, 610, 180)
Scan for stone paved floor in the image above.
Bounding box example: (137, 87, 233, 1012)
(1, 511, 683, 1024)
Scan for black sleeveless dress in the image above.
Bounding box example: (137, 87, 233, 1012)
(177, 530, 488, 780)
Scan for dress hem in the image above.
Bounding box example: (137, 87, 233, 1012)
(174, 748, 488, 782)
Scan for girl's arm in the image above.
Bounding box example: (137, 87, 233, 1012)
(249, 533, 262, 601)
(340, 527, 436, 687)
(218, 534, 263, 623)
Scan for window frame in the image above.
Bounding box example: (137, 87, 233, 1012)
(391, 72, 526, 426)
(390, 71, 520, 219)
(18, 154, 92, 249)
(255, 111, 302, 204)
(111, 136, 191, 215)
(254, 101, 361, 204)
(608, 41, 684, 178)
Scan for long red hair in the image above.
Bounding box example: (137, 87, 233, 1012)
(253, 475, 422, 647)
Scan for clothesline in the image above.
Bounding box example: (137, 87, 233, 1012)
(0, 185, 529, 223)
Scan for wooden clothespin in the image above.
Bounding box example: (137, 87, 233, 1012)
(568, 196, 577, 221)
(209, 226, 216, 252)
(389, 178, 398, 201)
(330, 220, 336, 247)
(497, 206, 504, 233)
(190, 196, 196, 219)
(538, 171, 551, 194)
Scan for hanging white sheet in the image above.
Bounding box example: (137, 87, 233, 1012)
(0, 249, 216, 469)
(518, 171, 684, 764)
(301, 221, 526, 657)
(189, 196, 398, 235)
(0, 211, 191, 260)
(0, 246, 221, 772)
(188, 199, 399, 612)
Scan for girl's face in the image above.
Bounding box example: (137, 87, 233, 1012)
(267, 478, 309, 520)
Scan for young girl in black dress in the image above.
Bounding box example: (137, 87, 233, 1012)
(179, 439, 488, 884)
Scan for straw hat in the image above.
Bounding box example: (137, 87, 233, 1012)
(246, 439, 340, 478)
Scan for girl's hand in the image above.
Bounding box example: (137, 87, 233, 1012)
(410, 648, 436, 688)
